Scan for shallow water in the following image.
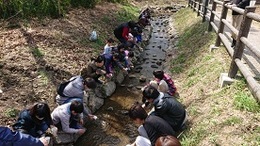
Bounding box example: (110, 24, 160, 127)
(75, 14, 171, 146)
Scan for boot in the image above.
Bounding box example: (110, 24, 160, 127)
(231, 39, 236, 47)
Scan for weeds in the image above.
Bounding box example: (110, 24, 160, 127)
(5, 108, 19, 118)
(38, 70, 49, 85)
(221, 116, 242, 126)
(30, 47, 44, 58)
(234, 91, 260, 112)
(0, 0, 120, 19)
(117, 4, 139, 22)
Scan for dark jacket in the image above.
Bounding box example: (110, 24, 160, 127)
(81, 61, 103, 81)
(114, 22, 129, 41)
(151, 93, 186, 131)
(143, 115, 176, 146)
(12, 110, 51, 137)
(232, 0, 250, 15)
(0, 127, 44, 146)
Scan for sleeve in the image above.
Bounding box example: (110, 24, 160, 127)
(115, 60, 124, 70)
(86, 65, 96, 78)
(153, 100, 168, 116)
(122, 27, 129, 40)
(143, 121, 157, 146)
(0, 127, 44, 146)
(60, 113, 79, 134)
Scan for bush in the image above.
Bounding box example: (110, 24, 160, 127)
(0, 0, 100, 19)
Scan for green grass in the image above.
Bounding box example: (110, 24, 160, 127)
(30, 47, 44, 58)
(173, 7, 260, 145)
(181, 125, 208, 146)
(234, 91, 260, 112)
(38, 70, 49, 85)
(117, 4, 139, 22)
(221, 116, 242, 126)
(4, 108, 19, 118)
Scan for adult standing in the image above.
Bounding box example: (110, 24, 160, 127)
(230, 0, 250, 47)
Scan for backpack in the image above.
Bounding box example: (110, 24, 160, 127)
(57, 78, 76, 97)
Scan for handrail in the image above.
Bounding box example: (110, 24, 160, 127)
(188, 0, 260, 101)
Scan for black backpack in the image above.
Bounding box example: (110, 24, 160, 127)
(57, 78, 76, 97)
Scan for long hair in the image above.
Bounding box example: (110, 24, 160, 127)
(29, 102, 52, 124)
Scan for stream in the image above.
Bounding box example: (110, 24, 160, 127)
(75, 11, 172, 146)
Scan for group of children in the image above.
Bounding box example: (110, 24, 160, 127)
(0, 7, 186, 146)
(81, 8, 151, 82)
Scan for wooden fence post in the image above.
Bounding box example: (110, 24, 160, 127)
(228, 6, 256, 78)
(194, 0, 197, 11)
(215, 0, 229, 47)
(208, 0, 216, 31)
(198, 0, 202, 16)
(188, 0, 192, 7)
(202, 0, 209, 22)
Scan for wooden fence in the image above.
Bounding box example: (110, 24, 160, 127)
(188, 0, 260, 101)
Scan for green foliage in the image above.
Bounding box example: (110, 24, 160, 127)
(221, 116, 242, 126)
(234, 91, 260, 112)
(232, 79, 260, 113)
(106, 0, 127, 3)
(181, 125, 208, 146)
(117, 4, 139, 22)
(71, 0, 98, 8)
(30, 47, 44, 58)
(0, 0, 100, 19)
(5, 108, 19, 118)
(39, 70, 49, 85)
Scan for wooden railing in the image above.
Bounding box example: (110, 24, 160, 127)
(188, 0, 260, 101)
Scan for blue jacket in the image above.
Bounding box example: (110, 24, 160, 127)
(12, 110, 50, 137)
(0, 127, 43, 146)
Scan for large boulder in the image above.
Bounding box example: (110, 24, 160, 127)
(103, 81, 116, 97)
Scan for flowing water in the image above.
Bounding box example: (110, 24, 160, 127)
(75, 12, 172, 146)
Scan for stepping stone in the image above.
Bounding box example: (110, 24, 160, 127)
(107, 107, 114, 111)
(135, 66, 143, 70)
(139, 76, 146, 82)
(129, 75, 136, 79)
(151, 65, 159, 68)
(136, 86, 143, 90)
(135, 70, 141, 73)
(156, 61, 162, 66)
(127, 84, 134, 88)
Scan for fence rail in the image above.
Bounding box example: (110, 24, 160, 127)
(188, 0, 260, 101)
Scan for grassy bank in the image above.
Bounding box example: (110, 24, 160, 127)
(172, 8, 260, 145)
